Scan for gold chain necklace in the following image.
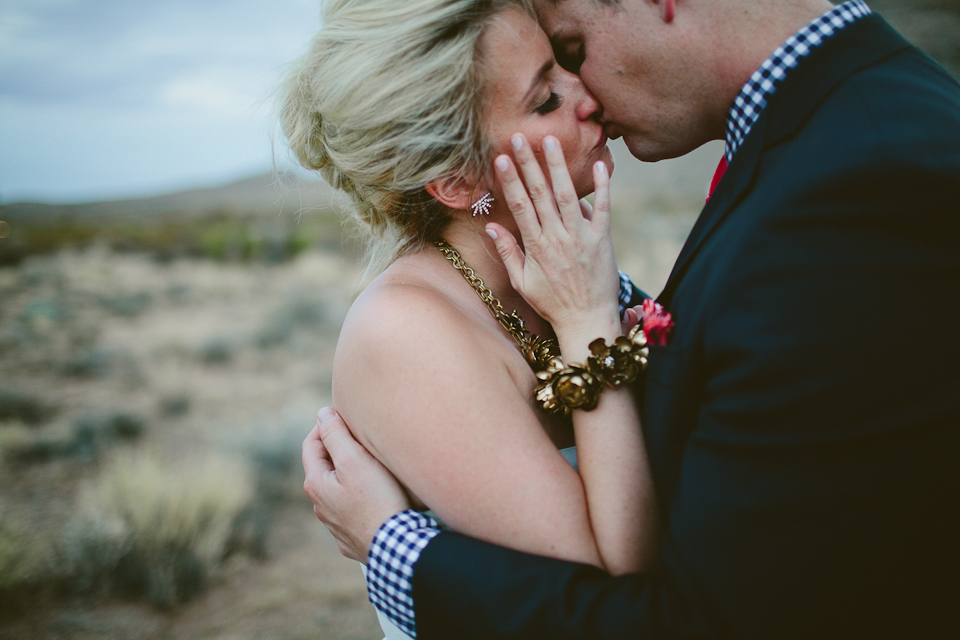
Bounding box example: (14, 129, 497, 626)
(435, 240, 560, 372)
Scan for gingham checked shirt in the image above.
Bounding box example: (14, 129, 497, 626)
(365, 2, 872, 637)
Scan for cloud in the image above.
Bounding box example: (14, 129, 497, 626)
(0, 0, 320, 201)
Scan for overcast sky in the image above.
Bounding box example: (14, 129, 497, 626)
(0, 0, 321, 203)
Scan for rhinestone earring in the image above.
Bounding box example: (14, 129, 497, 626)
(471, 192, 494, 217)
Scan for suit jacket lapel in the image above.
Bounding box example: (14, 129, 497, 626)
(657, 15, 911, 307)
(657, 118, 765, 307)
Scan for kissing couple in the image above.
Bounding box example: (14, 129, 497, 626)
(283, 0, 960, 638)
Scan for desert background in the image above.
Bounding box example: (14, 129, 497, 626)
(1, 1, 957, 639)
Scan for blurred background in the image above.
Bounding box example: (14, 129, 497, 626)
(1, 1, 957, 638)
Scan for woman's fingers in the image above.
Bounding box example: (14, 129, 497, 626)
(485, 223, 525, 291)
(580, 198, 593, 221)
(542, 136, 584, 229)
(509, 134, 565, 234)
(591, 160, 612, 233)
(495, 154, 543, 243)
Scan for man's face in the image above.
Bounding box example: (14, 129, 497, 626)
(534, 0, 725, 161)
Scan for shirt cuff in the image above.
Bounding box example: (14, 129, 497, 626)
(366, 509, 441, 639)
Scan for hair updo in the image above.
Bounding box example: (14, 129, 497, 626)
(280, 0, 533, 273)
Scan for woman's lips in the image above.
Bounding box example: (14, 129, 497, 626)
(595, 127, 609, 150)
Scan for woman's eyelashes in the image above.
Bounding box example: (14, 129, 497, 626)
(535, 91, 562, 115)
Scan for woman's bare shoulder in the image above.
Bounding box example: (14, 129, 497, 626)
(332, 253, 505, 414)
(338, 255, 477, 358)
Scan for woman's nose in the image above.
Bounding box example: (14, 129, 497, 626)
(572, 74, 603, 122)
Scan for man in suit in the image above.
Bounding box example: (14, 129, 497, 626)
(302, 0, 960, 637)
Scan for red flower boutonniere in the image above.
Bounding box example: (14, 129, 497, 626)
(642, 299, 674, 347)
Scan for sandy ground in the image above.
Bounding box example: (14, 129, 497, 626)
(0, 248, 385, 639)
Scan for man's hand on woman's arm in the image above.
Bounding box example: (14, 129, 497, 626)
(302, 407, 411, 562)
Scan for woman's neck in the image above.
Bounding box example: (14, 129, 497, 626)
(439, 215, 536, 327)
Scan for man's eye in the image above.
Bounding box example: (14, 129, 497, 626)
(535, 92, 562, 115)
(555, 42, 584, 74)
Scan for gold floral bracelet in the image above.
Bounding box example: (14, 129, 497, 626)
(534, 324, 650, 414)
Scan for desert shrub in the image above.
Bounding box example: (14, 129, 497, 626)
(1, 412, 145, 465)
(198, 337, 237, 364)
(164, 283, 191, 303)
(0, 389, 56, 425)
(19, 297, 71, 335)
(63, 450, 254, 607)
(97, 291, 153, 317)
(255, 291, 330, 349)
(222, 503, 272, 561)
(69, 413, 145, 459)
(0, 507, 53, 613)
(57, 511, 130, 593)
(247, 428, 302, 505)
(0, 425, 74, 464)
(56, 347, 114, 378)
(158, 394, 190, 418)
(0, 422, 31, 467)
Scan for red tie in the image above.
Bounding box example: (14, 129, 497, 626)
(707, 156, 728, 203)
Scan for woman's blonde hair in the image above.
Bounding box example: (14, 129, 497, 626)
(280, 0, 533, 274)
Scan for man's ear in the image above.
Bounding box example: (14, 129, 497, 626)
(425, 176, 478, 211)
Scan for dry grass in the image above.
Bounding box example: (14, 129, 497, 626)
(0, 507, 51, 593)
(61, 450, 255, 607)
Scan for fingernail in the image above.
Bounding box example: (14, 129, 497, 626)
(485, 228, 498, 240)
(511, 135, 523, 151)
(595, 160, 607, 174)
(543, 137, 556, 153)
(495, 156, 509, 172)
(318, 407, 335, 422)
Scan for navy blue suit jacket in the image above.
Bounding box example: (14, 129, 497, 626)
(413, 15, 960, 639)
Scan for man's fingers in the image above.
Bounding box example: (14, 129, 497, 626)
(621, 307, 640, 334)
(486, 223, 525, 290)
(302, 422, 334, 475)
(495, 154, 542, 242)
(542, 136, 583, 229)
(510, 134, 564, 234)
(316, 407, 367, 466)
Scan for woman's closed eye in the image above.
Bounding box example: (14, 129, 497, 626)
(535, 92, 563, 115)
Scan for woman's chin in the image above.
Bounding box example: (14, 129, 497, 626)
(574, 154, 615, 198)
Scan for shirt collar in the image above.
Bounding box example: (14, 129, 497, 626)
(725, 0, 873, 162)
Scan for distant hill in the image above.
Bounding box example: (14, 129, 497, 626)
(2, 171, 339, 222)
(0, 172, 350, 267)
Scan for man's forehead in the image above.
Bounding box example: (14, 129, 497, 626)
(532, 0, 582, 38)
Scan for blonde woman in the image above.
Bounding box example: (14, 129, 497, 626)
(281, 1, 659, 636)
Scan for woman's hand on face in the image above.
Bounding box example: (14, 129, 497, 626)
(487, 134, 621, 351)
